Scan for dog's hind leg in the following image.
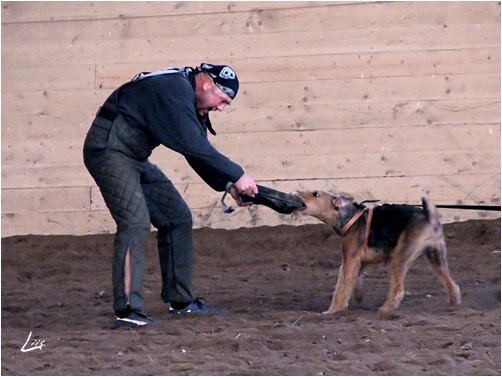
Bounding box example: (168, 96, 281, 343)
(426, 243, 461, 305)
(379, 257, 409, 313)
(353, 267, 366, 304)
(379, 237, 422, 313)
(422, 196, 461, 305)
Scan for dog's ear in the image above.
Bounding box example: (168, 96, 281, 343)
(331, 195, 353, 210)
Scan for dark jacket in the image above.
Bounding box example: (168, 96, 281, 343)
(97, 71, 244, 191)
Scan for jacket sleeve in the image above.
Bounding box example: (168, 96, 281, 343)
(132, 75, 245, 191)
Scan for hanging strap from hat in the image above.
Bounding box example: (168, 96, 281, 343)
(131, 66, 194, 81)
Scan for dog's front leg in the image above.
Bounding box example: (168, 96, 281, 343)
(324, 246, 362, 314)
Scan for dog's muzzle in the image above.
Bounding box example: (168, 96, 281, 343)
(221, 183, 306, 214)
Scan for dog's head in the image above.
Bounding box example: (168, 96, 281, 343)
(292, 190, 355, 227)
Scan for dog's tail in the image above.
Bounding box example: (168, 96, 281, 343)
(422, 196, 441, 227)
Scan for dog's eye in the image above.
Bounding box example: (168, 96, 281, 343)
(313, 191, 320, 197)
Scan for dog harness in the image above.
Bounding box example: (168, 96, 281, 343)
(338, 206, 374, 251)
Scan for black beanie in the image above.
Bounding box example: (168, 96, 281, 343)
(198, 63, 239, 99)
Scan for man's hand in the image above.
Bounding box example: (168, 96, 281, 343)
(231, 174, 258, 206)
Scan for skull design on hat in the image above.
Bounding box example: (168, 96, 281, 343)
(199, 63, 239, 99)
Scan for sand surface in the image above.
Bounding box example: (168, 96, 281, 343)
(1, 218, 500, 375)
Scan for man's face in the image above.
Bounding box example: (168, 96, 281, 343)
(196, 79, 232, 116)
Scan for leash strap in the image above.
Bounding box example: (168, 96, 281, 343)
(364, 207, 374, 252)
(220, 182, 236, 214)
(434, 204, 501, 211)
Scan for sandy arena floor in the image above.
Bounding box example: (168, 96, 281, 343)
(1, 218, 500, 375)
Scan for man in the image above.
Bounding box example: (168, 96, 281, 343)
(83, 63, 258, 328)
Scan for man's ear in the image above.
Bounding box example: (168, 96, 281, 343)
(201, 74, 216, 93)
(201, 77, 212, 92)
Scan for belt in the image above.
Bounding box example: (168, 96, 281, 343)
(96, 105, 118, 122)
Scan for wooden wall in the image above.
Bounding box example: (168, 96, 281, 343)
(2, 1, 500, 236)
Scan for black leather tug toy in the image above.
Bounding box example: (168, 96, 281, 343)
(221, 183, 306, 214)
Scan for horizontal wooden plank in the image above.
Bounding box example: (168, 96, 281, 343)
(0, 208, 296, 236)
(172, 205, 502, 231)
(1, 163, 94, 189)
(2, 203, 500, 237)
(86, 174, 501, 212)
(235, 73, 501, 108)
(210, 124, 501, 157)
(290, 176, 502, 208)
(1, 1, 341, 23)
(3, 173, 499, 216)
(3, 2, 498, 42)
(1, 113, 95, 141)
(3, 99, 499, 142)
(237, 150, 501, 181)
(210, 99, 502, 133)
(2, 64, 96, 92)
(94, 48, 501, 90)
(3, 48, 498, 93)
(1, 88, 107, 117)
(3, 123, 499, 166)
(3, 23, 499, 68)
(1, 210, 117, 236)
(1, 187, 90, 213)
(3, 74, 499, 122)
(2, 137, 84, 165)
(2, 148, 499, 189)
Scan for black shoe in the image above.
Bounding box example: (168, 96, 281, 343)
(169, 298, 223, 314)
(115, 310, 154, 328)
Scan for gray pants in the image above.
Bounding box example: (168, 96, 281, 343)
(84, 126, 195, 314)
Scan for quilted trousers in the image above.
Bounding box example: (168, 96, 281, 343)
(84, 124, 195, 315)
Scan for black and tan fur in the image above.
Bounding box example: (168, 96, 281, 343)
(293, 191, 461, 314)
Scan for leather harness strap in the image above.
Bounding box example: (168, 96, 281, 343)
(338, 206, 374, 252)
(338, 207, 367, 235)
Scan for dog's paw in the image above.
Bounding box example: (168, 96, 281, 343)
(378, 311, 401, 320)
(378, 305, 392, 313)
(322, 307, 343, 315)
(449, 285, 462, 305)
(377, 307, 401, 320)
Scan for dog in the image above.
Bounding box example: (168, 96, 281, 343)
(293, 190, 461, 314)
